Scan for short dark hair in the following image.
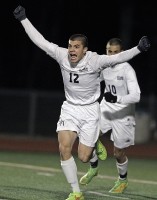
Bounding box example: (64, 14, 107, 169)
(107, 38, 124, 50)
(69, 34, 88, 48)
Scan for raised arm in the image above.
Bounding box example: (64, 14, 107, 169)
(108, 36, 150, 66)
(13, 5, 57, 53)
(95, 36, 151, 71)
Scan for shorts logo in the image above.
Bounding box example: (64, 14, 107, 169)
(59, 119, 64, 126)
(117, 76, 123, 80)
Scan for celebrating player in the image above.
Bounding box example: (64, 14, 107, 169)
(13, 5, 150, 200)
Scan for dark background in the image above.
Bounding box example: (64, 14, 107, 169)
(0, 0, 157, 95)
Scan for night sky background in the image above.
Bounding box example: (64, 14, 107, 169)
(1, 0, 157, 95)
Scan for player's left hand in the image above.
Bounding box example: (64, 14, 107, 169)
(104, 92, 117, 103)
(13, 5, 26, 21)
(137, 36, 150, 52)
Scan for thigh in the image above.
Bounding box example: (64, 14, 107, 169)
(79, 102, 100, 147)
(78, 142, 94, 163)
(58, 130, 77, 148)
(58, 130, 77, 160)
(56, 101, 80, 133)
(111, 117, 135, 148)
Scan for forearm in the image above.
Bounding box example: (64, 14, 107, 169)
(117, 92, 140, 104)
(21, 18, 51, 52)
(111, 47, 140, 66)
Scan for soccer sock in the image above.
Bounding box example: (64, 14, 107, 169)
(90, 149, 98, 168)
(61, 156, 80, 192)
(116, 157, 128, 180)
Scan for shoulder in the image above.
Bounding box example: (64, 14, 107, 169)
(123, 62, 136, 73)
(116, 62, 135, 73)
(86, 51, 98, 58)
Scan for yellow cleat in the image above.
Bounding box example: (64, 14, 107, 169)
(96, 139, 107, 161)
(65, 192, 85, 200)
(79, 167, 98, 185)
(109, 178, 128, 193)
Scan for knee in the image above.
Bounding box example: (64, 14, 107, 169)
(78, 152, 91, 163)
(59, 143, 71, 160)
(114, 149, 125, 160)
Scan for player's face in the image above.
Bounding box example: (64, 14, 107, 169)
(68, 40, 87, 63)
(106, 44, 122, 55)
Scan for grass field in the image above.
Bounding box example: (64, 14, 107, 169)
(0, 151, 156, 200)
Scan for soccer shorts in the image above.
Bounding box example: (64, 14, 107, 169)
(100, 102, 135, 149)
(56, 101, 100, 147)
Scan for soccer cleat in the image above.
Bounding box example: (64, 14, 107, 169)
(109, 178, 128, 193)
(79, 167, 98, 185)
(96, 139, 107, 161)
(65, 192, 85, 200)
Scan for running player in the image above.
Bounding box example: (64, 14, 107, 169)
(80, 38, 141, 194)
(13, 6, 150, 200)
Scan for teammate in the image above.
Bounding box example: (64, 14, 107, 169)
(80, 38, 141, 194)
(13, 5, 150, 200)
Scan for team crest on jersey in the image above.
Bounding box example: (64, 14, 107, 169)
(117, 76, 124, 80)
(79, 67, 88, 72)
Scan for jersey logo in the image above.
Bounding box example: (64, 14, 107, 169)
(117, 76, 124, 80)
(126, 139, 130, 143)
(79, 67, 88, 72)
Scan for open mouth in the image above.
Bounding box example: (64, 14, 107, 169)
(70, 54, 77, 61)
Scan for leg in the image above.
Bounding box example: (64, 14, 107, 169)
(58, 130, 77, 161)
(114, 146, 128, 179)
(79, 148, 99, 185)
(79, 131, 107, 185)
(58, 130, 84, 200)
(109, 146, 128, 193)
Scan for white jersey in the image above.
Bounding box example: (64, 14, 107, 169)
(100, 62, 141, 119)
(100, 63, 141, 148)
(21, 18, 140, 105)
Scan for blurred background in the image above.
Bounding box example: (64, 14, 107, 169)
(0, 0, 157, 155)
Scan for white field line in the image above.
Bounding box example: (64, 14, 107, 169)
(87, 191, 130, 199)
(0, 161, 157, 185)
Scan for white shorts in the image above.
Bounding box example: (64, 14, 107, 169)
(100, 101, 135, 149)
(56, 101, 100, 147)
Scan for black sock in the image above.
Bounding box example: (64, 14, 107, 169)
(120, 172, 127, 179)
(90, 160, 98, 168)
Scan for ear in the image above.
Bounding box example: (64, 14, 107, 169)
(83, 47, 88, 53)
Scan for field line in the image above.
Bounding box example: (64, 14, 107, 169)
(87, 191, 130, 199)
(0, 161, 157, 185)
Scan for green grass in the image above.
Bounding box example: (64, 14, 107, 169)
(0, 151, 156, 199)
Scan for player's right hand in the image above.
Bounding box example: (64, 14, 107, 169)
(13, 5, 26, 21)
(104, 92, 117, 103)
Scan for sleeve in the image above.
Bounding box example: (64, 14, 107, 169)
(91, 47, 141, 72)
(117, 67, 141, 104)
(21, 18, 58, 57)
(99, 71, 104, 81)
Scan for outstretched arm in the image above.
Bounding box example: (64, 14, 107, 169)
(109, 36, 150, 66)
(13, 5, 57, 54)
(97, 36, 151, 71)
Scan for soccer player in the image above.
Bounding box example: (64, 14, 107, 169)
(13, 5, 150, 200)
(80, 38, 141, 194)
